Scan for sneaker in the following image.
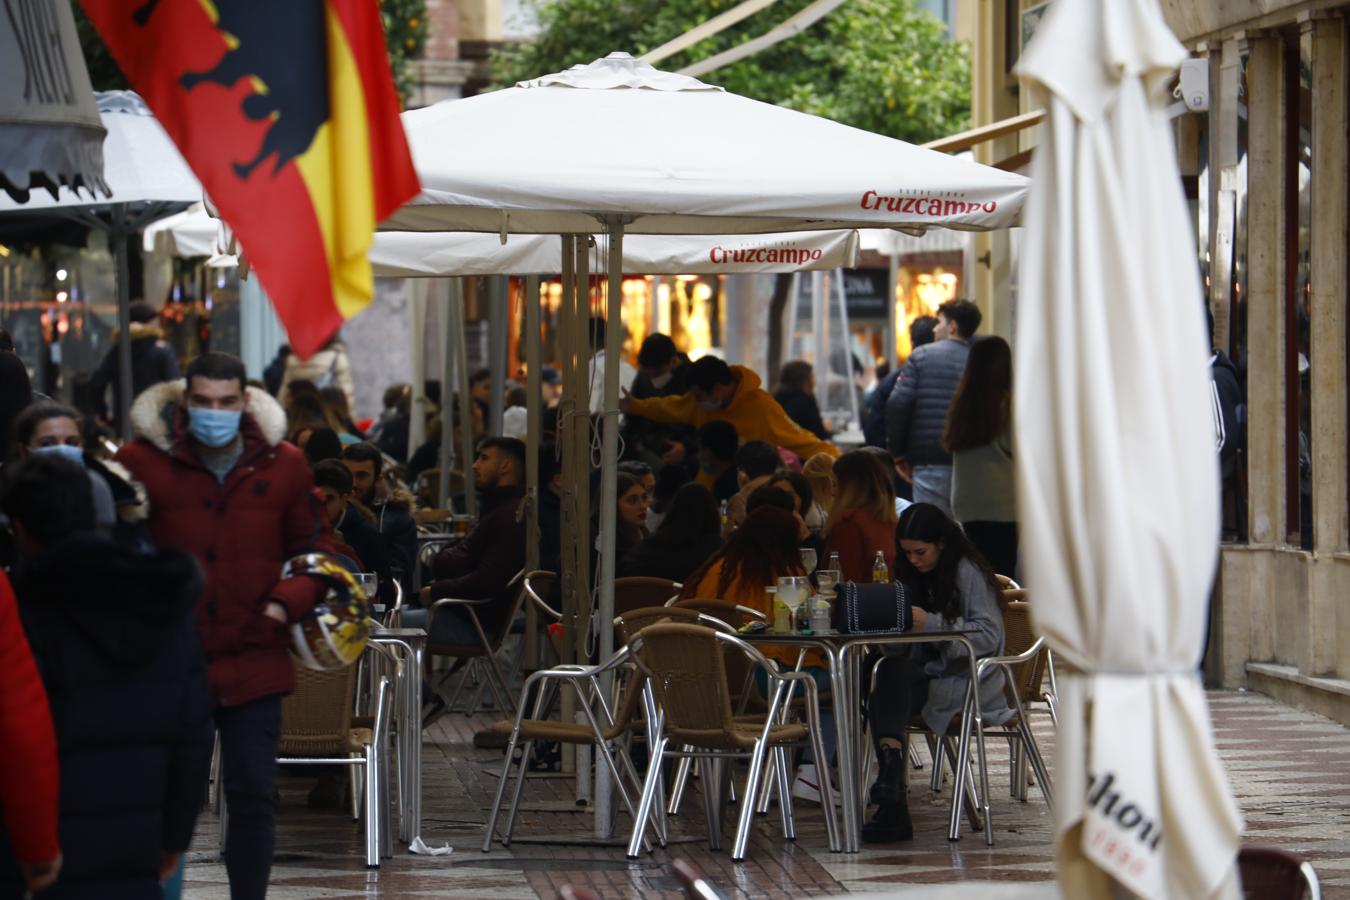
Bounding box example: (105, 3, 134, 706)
(792, 764, 822, 804)
(861, 802, 913, 843)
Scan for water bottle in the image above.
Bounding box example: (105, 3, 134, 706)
(827, 550, 841, 572)
(872, 550, 889, 583)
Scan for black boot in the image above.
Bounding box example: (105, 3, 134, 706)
(862, 801, 914, 843)
(870, 745, 905, 806)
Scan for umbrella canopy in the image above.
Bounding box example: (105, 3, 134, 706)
(157, 202, 859, 273)
(143, 202, 215, 257)
(385, 53, 1027, 235)
(1014, 1, 1242, 898)
(0, 1, 106, 202)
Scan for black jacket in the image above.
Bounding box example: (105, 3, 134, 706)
(1211, 350, 1243, 473)
(0, 533, 211, 900)
(372, 498, 417, 596)
(88, 328, 181, 429)
(429, 485, 526, 637)
(773, 387, 831, 441)
(617, 532, 722, 583)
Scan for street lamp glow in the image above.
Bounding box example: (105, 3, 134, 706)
(56, 268, 68, 281)
(56, 291, 69, 303)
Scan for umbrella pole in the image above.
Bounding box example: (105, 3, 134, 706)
(836, 268, 860, 428)
(523, 274, 542, 670)
(437, 278, 455, 513)
(887, 250, 900, 365)
(812, 271, 826, 412)
(453, 278, 477, 519)
(593, 220, 624, 838)
(408, 279, 427, 463)
(488, 275, 508, 435)
(113, 203, 134, 442)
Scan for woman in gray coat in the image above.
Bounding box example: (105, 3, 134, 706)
(863, 503, 1014, 843)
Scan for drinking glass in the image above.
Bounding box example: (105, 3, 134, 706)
(816, 568, 840, 599)
(799, 547, 818, 576)
(776, 575, 809, 629)
(355, 573, 378, 603)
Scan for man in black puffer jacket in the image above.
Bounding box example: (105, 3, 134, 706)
(885, 299, 982, 516)
(0, 456, 212, 900)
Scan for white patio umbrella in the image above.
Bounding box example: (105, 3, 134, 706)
(389, 52, 1028, 846)
(0, 90, 200, 437)
(149, 202, 862, 273)
(1014, 2, 1243, 898)
(385, 53, 1027, 236)
(143, 202, 216, 258)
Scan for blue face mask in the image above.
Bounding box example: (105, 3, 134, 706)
(188, 407, 242, 448)
(34, 444, 84, 466)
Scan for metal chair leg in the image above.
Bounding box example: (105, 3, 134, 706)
(482, 730, 522, 851)
(700, 758, 724, 851)
(502, 739, 535, 846)
(909, 741, 925, 770)
(756, 750, 778, 815)
(626, 736, 667, 858)
(350, 759, 364, 822)
(364, 746, 380, 868)
(772, 746, 796, 840)
(928, 733, 945, 792)
(668, 753, 693, 815)
(732, 742, 768, 861)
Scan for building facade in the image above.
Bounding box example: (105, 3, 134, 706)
(966, 0, 1350, 725)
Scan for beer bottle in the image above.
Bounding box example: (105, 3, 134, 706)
(872, 551, 889, 583)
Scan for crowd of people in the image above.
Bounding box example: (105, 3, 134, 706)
(0, 294, 1029, 897)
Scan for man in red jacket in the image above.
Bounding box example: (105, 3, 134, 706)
(116, 351, 324, 900)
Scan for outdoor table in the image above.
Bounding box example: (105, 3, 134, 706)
(369, 627, 427, 844)
(742, 629, 983, 853)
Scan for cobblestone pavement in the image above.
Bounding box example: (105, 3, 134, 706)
(183, 690, 1350, 898)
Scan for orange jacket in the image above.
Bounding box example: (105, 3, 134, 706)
(627, 366, 840, 463)
(684, 557, 823, 669)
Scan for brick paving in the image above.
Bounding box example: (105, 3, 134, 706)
(182, 690, 1350, 898)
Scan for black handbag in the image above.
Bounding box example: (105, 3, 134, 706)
(836, 580, 914, 634)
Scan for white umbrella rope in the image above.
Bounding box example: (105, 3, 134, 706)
(1015, 2, 1243, 899)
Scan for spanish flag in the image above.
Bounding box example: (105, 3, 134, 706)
(78, 0, 420, 358)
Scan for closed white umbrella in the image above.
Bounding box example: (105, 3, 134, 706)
(1015, 1, 1243, 898)
(143, 202, 216, 257)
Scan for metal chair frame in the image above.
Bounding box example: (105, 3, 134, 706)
(482, 646, 661, 851)
(626, 625, 840, 861)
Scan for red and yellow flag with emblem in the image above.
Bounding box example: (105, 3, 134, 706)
(79, 0, 421, 358)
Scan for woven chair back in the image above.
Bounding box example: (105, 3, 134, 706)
(1238, 846, 1316, 900)
(280, 662, 359, 756)
(1002, 601, 1048, 705)
(614, 577, 681, 616)
(615, 605, 701, 644)
(671, 598, 747, 628)
(636, 622, 741, 750)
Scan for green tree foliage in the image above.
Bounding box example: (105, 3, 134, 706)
(73, 0, 428, 107)
(491, 0, 970, 142)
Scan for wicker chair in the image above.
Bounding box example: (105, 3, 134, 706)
(626, 623, 839, 861)
(946, 600, 1054, 845)
(422, 569, 527, 715)
(267, 662, 394, 867)
(481, 647, 656, 851)
(614, 576, 682, 615)
(1238, 846, 1322, 900)
(668, 597, 768, 625)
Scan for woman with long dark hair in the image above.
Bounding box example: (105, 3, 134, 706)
(863, 503, 1013, 844)
(820, 449, 898, 582)
(618, 482, 721, 582)
(942, 335, 1017, 577)
(679, 506, 803, 607)
(591, 472, 649, 578)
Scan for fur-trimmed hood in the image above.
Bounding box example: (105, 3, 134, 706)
(129, 381, 287, 453)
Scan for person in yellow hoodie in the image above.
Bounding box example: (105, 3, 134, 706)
(620, 356, 839, 464)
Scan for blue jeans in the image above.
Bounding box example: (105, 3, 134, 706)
(214, 695, 283, 900)
(911, 465, 953, 517)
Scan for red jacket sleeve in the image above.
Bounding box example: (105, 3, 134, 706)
(0, 573, 60, 865)
(268, 451, 329, 622)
